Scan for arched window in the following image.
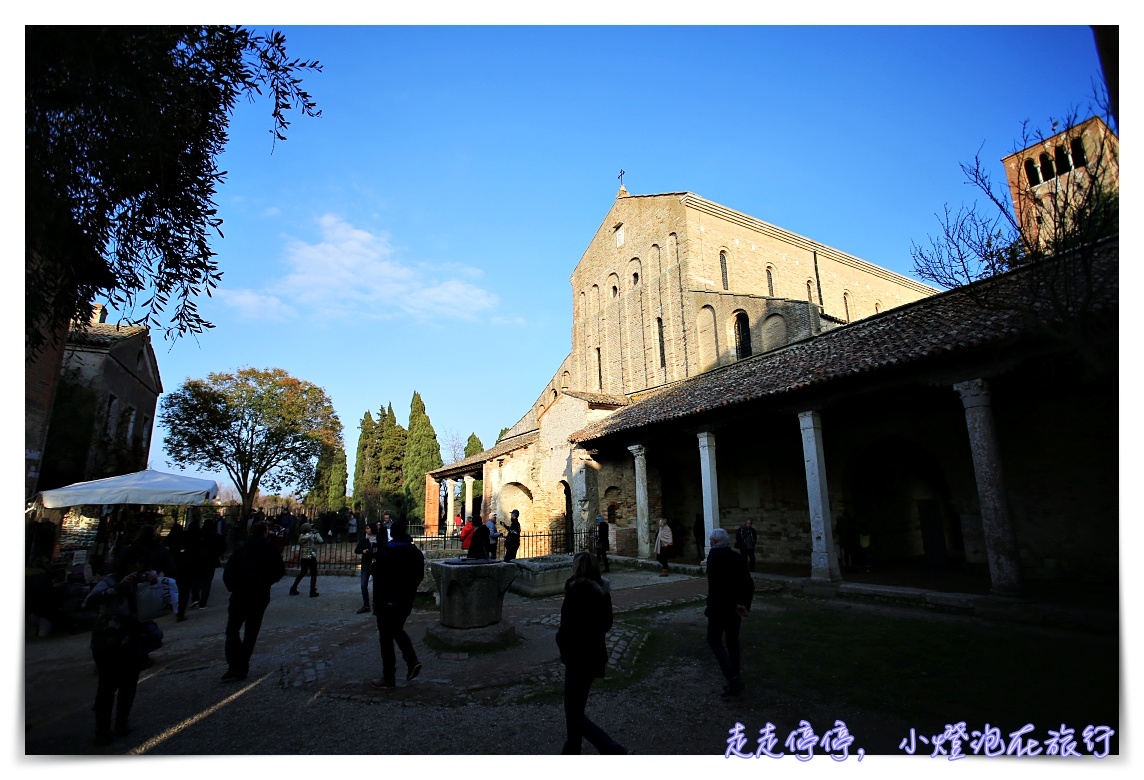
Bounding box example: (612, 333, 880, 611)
(656, 317, 666, 369)
(807, 280, 815, 304)
(1039, 152, 1056, 181)
(632, 272, 639, 286)
(1070, 137, 1088, 168)
(734, 312, 752, 359)
(595, 348, 603, 390)
(843, 292, 851, 323)
(719, 251, 729, 290)
(1024, 158, 1042, 186)
(766, 267, 775, 297)
(561, 371, 570, 389)
(874, 301, 881, 314)
(551, 389, 558, 402)
(1055, 145, 1072, 175)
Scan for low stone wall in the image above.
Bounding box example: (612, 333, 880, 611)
(509, 555, 573, 597)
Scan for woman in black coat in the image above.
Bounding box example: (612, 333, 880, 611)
(555, 552, 628, 754)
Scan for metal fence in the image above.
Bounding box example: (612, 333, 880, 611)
(282, 528, 595, 573)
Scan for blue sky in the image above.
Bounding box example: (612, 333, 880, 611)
(68, 25, 1114, 496)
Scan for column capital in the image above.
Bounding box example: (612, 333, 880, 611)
(627, 443, 646, 459)
(954, 378, 991, 409)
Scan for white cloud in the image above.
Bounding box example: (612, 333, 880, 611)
(221, 214, 500, 321)
(215, 288, 288, 320)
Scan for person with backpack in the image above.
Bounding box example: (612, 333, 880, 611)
(289, 522, 324, 597)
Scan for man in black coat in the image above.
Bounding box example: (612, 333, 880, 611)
(221, 521, 285, 682)
(467, 516, 491, 560)
(706, 527, 754, 698)
(370, 520, 424, 689)
(735, 517, 758, 571)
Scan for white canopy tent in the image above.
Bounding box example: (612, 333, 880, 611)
(38, 469, 220, 509)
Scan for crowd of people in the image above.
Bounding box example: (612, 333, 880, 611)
(55, 505, 760, 754)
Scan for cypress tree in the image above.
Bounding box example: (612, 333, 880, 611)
(307, 442, 348, 510)
(326, 443, 348, 508)
(463, 433, 484, 511)
(377, 403, 406, 512)
(402, 391, 443, 524)
(351, 411, 375, 504)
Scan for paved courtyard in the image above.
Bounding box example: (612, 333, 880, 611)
(23, 562, 1120, 761)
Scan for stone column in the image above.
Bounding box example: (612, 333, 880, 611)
(628, 444, 651, 558)
(798, 410, 841, 582)
(463, 475, 475, 522)
(954, 378, 1022, 594)
(445, 478, 456, 532)
(696, 431, 720, 563)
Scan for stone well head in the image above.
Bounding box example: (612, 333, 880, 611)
(430, 559, 518, 629)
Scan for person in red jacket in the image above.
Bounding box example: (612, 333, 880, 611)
(459, 515, 476, 551)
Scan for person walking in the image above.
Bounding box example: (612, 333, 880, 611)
(734, 517, 758, 572)
(593, 515, 610, 573)
(502, 509, 522, 562)
(369, 520, 424, 689)
(705, 527, 753, 698)
(555, 552, 628, 754)
(221, 521, 286, 682)
(289, 522, 324, 597)
(83, 545, 156, 745)
(654, 518, 674, 576)
(354, 522, 382, 614)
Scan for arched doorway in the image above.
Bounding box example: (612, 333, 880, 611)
(844, 436, 963, 572)
(498, 482, 534, 529)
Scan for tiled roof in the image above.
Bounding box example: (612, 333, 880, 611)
(562, 390, 630, 406)
(571, 241, 1117, 444)
(68, 322, 148, 347)
(428, 431, 539, 478)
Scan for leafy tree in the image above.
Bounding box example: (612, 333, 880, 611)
(159, 367, 342, 520)
(26, 26, 321, 360)
(351, 411, 375, 502)
(377, 403, 406, 511)
(402, 392, 443, 524)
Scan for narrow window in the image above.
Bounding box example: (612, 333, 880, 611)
(632, 271, 639, 286)
(1039, 152, 1056, 181)
(766, 268, 774, 297)
(734, 312, 752, 359)
(807, 280, 815, 304)
(595, 348, 603, 390)
(1055, 145, 1072, 174)
(125, 406, 137, 443)
(1070, 137, 1088, 168)
(613, 223, 625, 247)
(611, 285, 618, 298)
(874, 302, 881, 314)
(656, 317, 666, 369)
(142, 415, 152, 453)
(719, 251, 729, 290)
(1024, 158, 1042, 186)
(843, 292, 851, 323)
(106, 394, 119, 437)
